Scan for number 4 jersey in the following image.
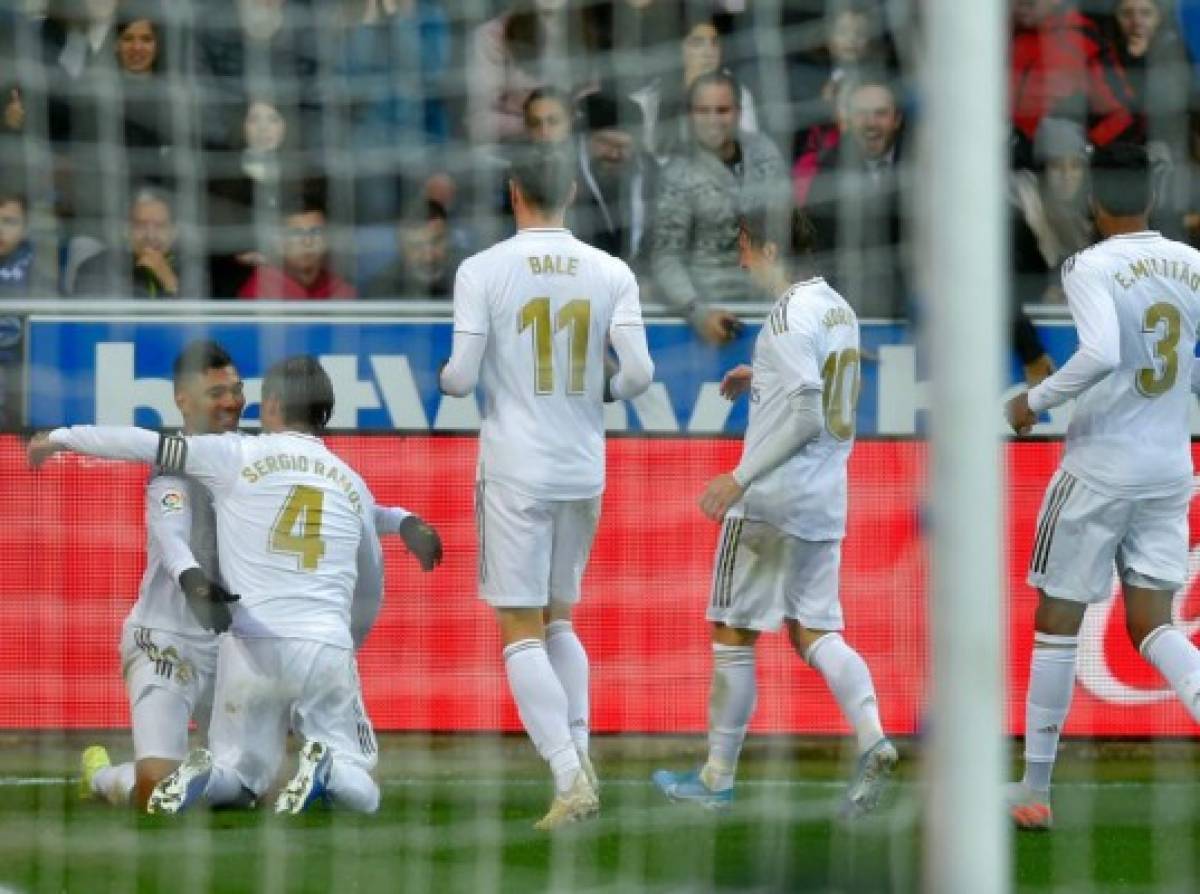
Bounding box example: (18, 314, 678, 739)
(1029, 231, 1200, 499)
(732, 276, 860, 542)
(452, 228, 645, 500)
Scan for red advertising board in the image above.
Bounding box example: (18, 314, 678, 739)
(0, 435, 1196, 736)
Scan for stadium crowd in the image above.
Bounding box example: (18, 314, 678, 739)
(0, 0, 1197, 330)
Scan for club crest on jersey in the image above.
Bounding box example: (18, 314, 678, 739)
(160, 490, 186, 515)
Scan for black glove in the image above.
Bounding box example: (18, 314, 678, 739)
(178, 567, 240, 633)
(399, 515, 443, 571)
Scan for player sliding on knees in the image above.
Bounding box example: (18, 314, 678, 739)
(32, 355, 443, 815)
(1005, 143, 1200, 832)
(440, 142, 653, 830)
(652, 202, 897, 819)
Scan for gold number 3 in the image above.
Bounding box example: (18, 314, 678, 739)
(270, 484, 326, 571)
(519, 297, 591, 395)
(1137, 302, 1181, 398)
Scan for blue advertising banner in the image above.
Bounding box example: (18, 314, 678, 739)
(25, 315, 1082, 435)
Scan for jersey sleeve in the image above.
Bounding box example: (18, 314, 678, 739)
(145, 475, 200, 581)
(1027, 254, 1120, 412)
(154, 432, 245, 494)
(610, 261, 645, 329)
(373, 505, 413, 535)
(452, 260, 490, 337)
(351, 481, 384, 649)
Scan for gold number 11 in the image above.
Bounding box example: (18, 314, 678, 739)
(518, 297, 591, 395)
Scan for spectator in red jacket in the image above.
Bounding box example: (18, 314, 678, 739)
(238, 192, 356, 300)
(1010, 0, 1137, 161)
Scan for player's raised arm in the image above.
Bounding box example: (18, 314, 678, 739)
(605, 265, 654, 402)
(440, 262, 488, 397)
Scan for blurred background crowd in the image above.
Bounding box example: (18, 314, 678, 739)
(0, 0, 1197, 344)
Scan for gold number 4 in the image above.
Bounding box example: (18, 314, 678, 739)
(821, 348, 862, 441)
(1137, 301, 1181, 398)
(270, 484, 326, 571)
(518, 297, 591, 395)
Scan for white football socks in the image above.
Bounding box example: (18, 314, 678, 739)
(805, 633, 885, 754)
(328, 759, 380, 813)
(545, 619, 590, 755)
(504, 638, 580, 795)
(204, 764, 255, 808)
(1021, 632, 1078, 793)
(701, 643, 757, 792)
(1140, 624, 1200, 723)
(92, 762, 135, 806)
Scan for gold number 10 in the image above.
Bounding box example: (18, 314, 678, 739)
(519, 297, 591, 395)
(821, 348, 862, 441)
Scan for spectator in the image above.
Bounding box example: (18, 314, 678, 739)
(335, 0, 451, 225)
(649, 70, 787, 344)
(238, 192, 356, 299)
(804, 75, 908, 319)
(74, 185, 198, 298)
(789, 3, 893, 207)
(632, 10, 759, 165)
(1010, 117, 1094, 306)
(1010, 0, 1137, 162)
(0, 190, 42, 297)
(205, 96, 305, 296)
(362, 199, 453, 299)
(466, 0, 587, 152)
(114, 8, 177, 189)
(571, 89, 655, 269)
(194, 0, 320, 154)
(581, 0, 680, 103)
(525, 86, 574, 145)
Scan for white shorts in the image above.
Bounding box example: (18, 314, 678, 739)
(1027, 469, 1189, 603)
(207, 636, 378, 797)
(120, 622, 219, 761)
(476, 479, 601, 608)
(706, 516, 845, 632)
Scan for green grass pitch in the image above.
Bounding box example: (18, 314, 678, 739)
(2, 734, 1199, 892)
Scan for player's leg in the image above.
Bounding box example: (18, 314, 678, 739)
(543, 496, 602, 787)
(1120, 490, 1200, 721)
(785, 539, 895, 818)
(654, 518, 784, 807)
(479, 480, 593, 827)
(280, 642, 379, 814)
(1014, 471, 1119, 829)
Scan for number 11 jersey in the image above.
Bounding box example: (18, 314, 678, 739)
(452, 228, 645, 500)
(1055, 232, 1200, 498)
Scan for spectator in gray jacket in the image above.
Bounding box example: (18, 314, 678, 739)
(649, 70, 787, 344)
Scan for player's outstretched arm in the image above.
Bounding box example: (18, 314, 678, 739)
(606, 323, 654, 401)
(29, 426, 160, 468)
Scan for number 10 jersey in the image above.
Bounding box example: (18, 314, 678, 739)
(1055, 232, 1200, 499)
(733, 277, 860, 542)
(452, 228, 645, 500)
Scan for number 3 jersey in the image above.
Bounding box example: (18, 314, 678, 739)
(731, 277, 860, 542)
(452, 228, 645, 500)
(1029, 232, 1200, 498)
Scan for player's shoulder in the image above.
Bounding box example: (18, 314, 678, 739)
(779, 276, 857, 334)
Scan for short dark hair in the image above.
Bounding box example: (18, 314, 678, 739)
(280, 180, 327, 220)
(400, 199, 448, 231)
(687, 69, 741, 112)
(261, 354, 335, 431)
(1090, 142, 1153, 216)
(508, 143, 576, 213)
(739, 200, 817, 262)
(173, 340, 235, 390)
(523, 86, 571, 121)
(0, 188, 27, 214)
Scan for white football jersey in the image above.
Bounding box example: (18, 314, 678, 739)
(156, 430, 379, 649)
(1056, 232, 1200, 497)
(453, 228, 645, 499)
(128, 474, 221, 636)
(730, 277, 860, 541)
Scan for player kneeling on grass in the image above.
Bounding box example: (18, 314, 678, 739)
(33, 355, 443, 815)
(652, 202, 897, 818)
(439, 142, 654, 830)
(1005, 143, 1200, 832)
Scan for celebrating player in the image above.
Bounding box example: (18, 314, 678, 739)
(1005, 143, 1200, 831)
(33, 355, 441, 814)
(439, 143, 654, 829)
(652, 202, 897, 818)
